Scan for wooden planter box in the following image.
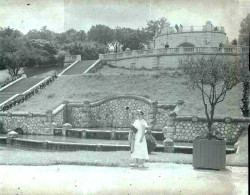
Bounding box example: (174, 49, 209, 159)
(193, 139, 226, 170)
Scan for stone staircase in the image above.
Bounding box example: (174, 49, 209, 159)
(0, 78, 44, 104)
(61, 60, 97, 75)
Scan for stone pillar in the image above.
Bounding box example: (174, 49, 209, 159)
(163, 138, 174, 153)
(82, 100, 91, 127)
(7, 131, 18, 144)
(63, 101, 69, 124)
(149, 101, 158, 130)
(82, 130, 87, 139)
(162, 111, 176, 153)
(62, 123, 72, 136)
(111, 130, 116, 140)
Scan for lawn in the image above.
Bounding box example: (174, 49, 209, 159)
(9, 67, 244, 118)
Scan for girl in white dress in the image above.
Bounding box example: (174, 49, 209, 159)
(130, 110, 149, 167)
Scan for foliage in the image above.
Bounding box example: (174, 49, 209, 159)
(56, 29, 87, 44)
(239, 15, 250, 117)
(240, 55, 250, 117)
(0, 33, 27, 76)
(116, 27, 150, 51)
(88, 25, 114, 45)
(25, 26, 56, 41)
(143, 17, 168, 39)
(239, 13, 250, 46)
(62, 41, 106, 60)
(179, 56, 241, 138)
(24, 39, 57, 67)
(231, 39, 237, 45)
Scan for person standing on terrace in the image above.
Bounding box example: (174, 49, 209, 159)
(130, 110, 149, 168)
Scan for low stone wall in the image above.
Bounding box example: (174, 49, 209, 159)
(0, 103, 67, 135)
(100, 47, 248, 70)
(173, 116, 250, 144)
(0, 96, 249, 145)
(66, 96, 175, 129)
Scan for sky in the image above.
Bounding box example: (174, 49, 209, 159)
(0, 0, 250, 40)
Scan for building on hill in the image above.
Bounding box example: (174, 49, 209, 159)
(153, 21, 228, 49)
(98, 21, 248, 70)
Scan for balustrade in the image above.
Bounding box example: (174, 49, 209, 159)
(99, 46, 249, 60)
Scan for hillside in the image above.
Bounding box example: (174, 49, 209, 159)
(9, 67, 244, 118)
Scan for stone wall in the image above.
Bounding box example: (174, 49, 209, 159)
(0, 103, 67, 135)
(172, 116, 250, 144)
(0, 96, 249, 145)
(0, 112, 48, 134)
(154, 31, 227, 48)
(100, 47, 247, 70)
(66, 96, 175, 129)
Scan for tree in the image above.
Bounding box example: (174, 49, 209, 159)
(239, 14, 250, 117)
(56, 29, 87, 44)
(25, 26, 56, 41)
(179, 56, 241, 138)
(231, 39, 237, 45)
(62, 41, 106, 60)
(116, 27, 150, 51)
(239, 14, 250, 46)
(0, 35, 26, 76)
(0, 27, 27, 76)
(240, 55, 250, 117)
(143, 17, 168, 39)
(88, 25, 115, 45)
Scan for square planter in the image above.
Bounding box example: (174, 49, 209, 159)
(193, 139, 226, 170)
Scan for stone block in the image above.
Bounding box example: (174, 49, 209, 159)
(82, 130, 87, 138)
(163, 138, 174, 153)
(62, 123, 72, 136)
(7, 131, 18, 138)
(110, 130, 116, 140)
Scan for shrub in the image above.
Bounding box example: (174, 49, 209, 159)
(145, 130, 157, 154)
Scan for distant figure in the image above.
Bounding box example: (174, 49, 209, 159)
(214, 27, 218, 31)
(219, 42, 223, 51)
(175, 24, 179, 32)
(180, 24, 183, 32)
(165, 43, 169, 49)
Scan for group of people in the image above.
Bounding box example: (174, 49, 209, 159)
(129, 110, 150, 168)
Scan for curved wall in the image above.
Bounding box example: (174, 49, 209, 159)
(154, 31, 227, 49)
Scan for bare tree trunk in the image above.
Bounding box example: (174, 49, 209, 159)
(241, 80, 250, 117)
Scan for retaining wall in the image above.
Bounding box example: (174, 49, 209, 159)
(0, 96, 249, 144)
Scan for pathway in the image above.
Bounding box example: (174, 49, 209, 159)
(0, 163, 248, 195)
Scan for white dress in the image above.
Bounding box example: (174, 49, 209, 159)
(131, 119, 149, 160)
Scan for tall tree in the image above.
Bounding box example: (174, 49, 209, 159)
(179, 56, 241, 138)
(239, 14, 250, 46)
(88, 25, 115, 45)
(239, 14, 250, 117)
(143, 17, 168, 39)
(26, 26, 56, 41)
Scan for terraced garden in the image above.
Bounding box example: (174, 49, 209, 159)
(9, 66, 244, 118)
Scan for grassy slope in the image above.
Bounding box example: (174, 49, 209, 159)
(10, 69, 243, 117)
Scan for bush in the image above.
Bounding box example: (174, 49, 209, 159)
(145, 130, 157, 154)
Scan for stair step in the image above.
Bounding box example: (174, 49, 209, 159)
(62, 60, 97, 75)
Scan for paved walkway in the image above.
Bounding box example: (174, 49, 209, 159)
(0, 163, 248, 195)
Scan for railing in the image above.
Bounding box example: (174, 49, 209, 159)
(99, 46, 249, 60)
